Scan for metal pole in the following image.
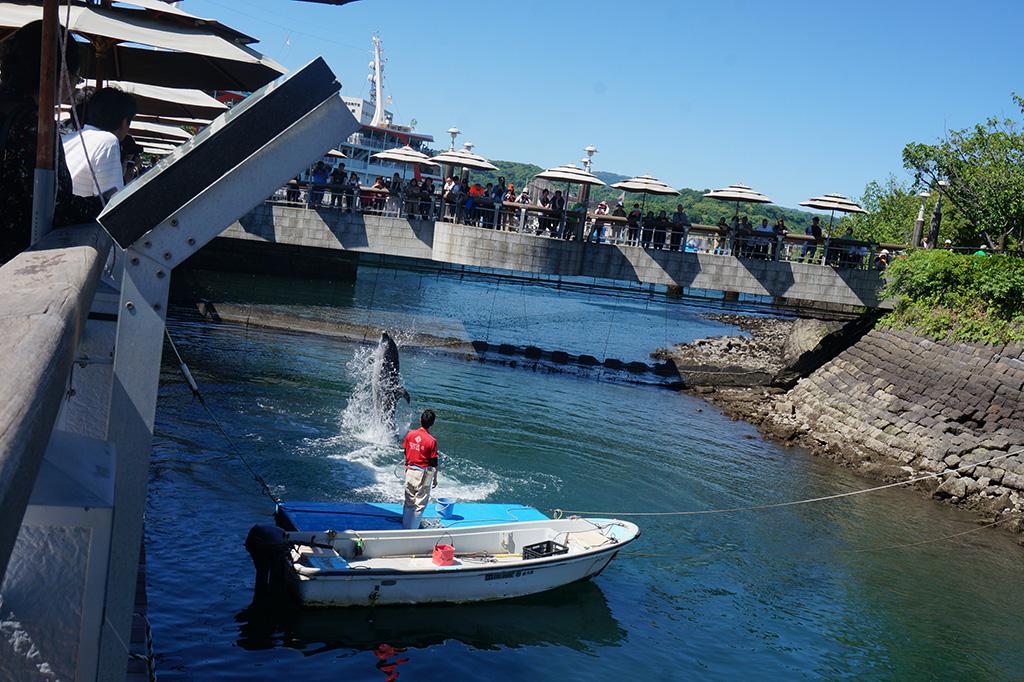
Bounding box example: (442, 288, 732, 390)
(31, 0, 58, 245)
(912, 192, 928, 247)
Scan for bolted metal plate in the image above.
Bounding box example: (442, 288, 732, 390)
(98, 57, 342, 248)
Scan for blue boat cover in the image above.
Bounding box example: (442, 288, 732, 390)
(277, 501, 549, 532)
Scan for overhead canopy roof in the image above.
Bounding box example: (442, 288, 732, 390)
(610, 174, 678, 196)
(0, 2, 285, 90)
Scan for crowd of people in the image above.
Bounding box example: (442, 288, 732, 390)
(290, 161, 438, 220)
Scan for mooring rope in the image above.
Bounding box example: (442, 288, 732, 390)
(552, 448, 1023, 518)
(164, 328, 281, 504)
(617, 511, 1024, 558)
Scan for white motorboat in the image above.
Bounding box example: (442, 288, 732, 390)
(277, 517, 640, 607)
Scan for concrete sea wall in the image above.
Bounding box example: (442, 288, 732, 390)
(763, 329, 1024, 528)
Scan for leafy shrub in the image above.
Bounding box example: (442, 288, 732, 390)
(880, 249, 1024, 344)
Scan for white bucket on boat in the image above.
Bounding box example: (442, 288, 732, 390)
(435, 497, 455, 519)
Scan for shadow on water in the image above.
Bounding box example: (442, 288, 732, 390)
(235, 580, 624, 656)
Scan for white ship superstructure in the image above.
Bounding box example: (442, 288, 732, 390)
(321, 36, 438, 184)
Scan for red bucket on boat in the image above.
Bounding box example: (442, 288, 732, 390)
(432, 544, 455, 566)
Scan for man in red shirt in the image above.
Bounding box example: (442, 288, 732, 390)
(402, 409, 438, 529)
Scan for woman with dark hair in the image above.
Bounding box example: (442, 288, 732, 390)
(0, 21, 102, 263)
(62, 86, 138, 198)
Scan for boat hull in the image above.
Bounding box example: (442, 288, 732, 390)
(293, 546, 623, 607)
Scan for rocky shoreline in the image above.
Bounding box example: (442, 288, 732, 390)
(659, 315, 1024, 542)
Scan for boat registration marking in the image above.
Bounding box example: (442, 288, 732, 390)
(484, 568, 535, 581)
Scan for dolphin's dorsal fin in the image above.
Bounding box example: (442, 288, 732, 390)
(402, 387, 411, 403)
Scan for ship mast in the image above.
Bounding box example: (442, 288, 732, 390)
(369, 35, 386, 128)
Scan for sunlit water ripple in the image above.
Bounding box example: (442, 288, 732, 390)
(147, 269, 1024, 681)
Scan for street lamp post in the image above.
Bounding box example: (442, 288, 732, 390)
(447, 127, 460, 151)
(579, 145, 598, 241)
(927, 179, 949, 249)
(912, 190, 930, 247)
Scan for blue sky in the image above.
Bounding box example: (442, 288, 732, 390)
(188, 0, 1022, 209)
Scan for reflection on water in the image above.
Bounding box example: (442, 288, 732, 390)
(236, 580, 623, 657)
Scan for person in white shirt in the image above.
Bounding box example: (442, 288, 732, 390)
(62, 87, 137, 199)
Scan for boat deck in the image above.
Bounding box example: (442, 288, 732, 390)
(276, 501, 549, 532)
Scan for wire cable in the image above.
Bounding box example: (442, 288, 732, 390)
(164, 328, 281, 504)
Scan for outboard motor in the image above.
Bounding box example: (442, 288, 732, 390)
(245, 524, 292, 603)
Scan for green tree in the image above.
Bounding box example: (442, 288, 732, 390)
(902, 94, 1024, 249)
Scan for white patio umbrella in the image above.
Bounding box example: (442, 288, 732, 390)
(611, 174, 678, 214)
(535, 163, 605, 187)
(78, 79, 228, 119)
(373, 144, 439, 186)
(0, 2, 285, 90)
(703, 182, 773, 217)
(129, 120, 192, 142)
(325, 149, 348, 159)
(133, 114, 211, 128)
(799, 192, 868, 232)
(428, 145, 498, 172)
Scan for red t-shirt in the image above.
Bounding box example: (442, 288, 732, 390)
(403, 428, 438, 469)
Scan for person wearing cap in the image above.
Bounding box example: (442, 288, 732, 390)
(588, 199, 609, 243)
(873, 248, 891, 270)
(943, 238, 953, 250)
(973, 244, 989, 257)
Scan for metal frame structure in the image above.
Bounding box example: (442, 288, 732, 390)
(0, 58, 358, 680)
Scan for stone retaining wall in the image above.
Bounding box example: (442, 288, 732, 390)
(766, 328, 1024, 524)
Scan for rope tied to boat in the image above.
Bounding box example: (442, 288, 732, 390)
(551, 448, 1023, 518)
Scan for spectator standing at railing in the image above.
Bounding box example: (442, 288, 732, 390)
(715, 218, 731, 254)
(309, 161, 329, 206)
(420, 177, 435, 219)
(874, 248, 891, 270)
(652, 210, 668, 249)
(641, 211, 656, 248)
(627, 204, 642, 246)
(538, 188, 552, 234)
(551, 190, 566, 238)
(753, 218, 774, 259)
(345, 171, 359, 212)
(670, 204, 691, 252)
(330, 163, 346, 208)
(370, 175, 387, 213)
(802, 216, 823, 263)
(588, 200, 609, 243)
(516, 187, 530, 204)
(772, 217, 787, 260)
(286, 175, 301, 202)
(611, 201, 627, 244)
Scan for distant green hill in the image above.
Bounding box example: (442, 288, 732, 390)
(466, 160, 828, 234)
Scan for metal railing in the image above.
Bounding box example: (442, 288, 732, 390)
(264, 186, 906, 270)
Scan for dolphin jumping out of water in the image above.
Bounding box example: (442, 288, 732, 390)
(371, 332, 410, 430)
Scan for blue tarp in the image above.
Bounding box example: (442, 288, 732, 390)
(277, 501, 548, 532)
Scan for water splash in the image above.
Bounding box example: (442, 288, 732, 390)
(341, 344, 407, 445)
(329, 341, 498, 502)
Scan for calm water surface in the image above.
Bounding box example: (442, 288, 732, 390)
(148, 268, 1024, 681)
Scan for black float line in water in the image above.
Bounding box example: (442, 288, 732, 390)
(164, 328, 281, 504)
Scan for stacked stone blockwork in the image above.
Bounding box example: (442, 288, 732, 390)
(767, 329, 1024, 526)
